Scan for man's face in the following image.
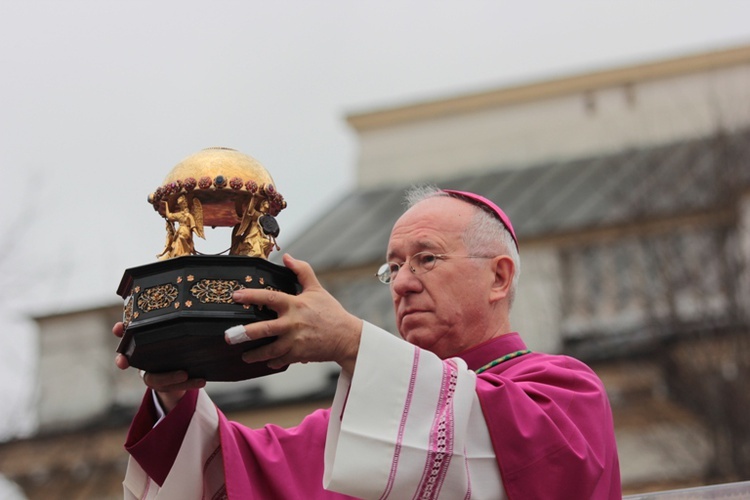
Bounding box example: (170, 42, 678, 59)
(386, 197, 498, 358)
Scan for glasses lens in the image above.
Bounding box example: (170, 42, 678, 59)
(376, 263, 392, 284)
(411, 252, 438, 274)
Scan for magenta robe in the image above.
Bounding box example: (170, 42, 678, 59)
(464, 333, 621, 499)
(126, 332, 620, 499)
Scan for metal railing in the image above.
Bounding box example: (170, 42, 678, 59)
(624, 480, 750, 499)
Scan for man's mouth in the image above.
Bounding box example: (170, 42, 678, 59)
(400, 309, 428, 323)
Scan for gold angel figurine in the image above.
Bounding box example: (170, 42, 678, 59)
(231, 195, 279, 258)
(159, 195, 205, 259)
(156, 220, 177, 259)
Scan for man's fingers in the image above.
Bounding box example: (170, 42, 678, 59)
(156, 378, 206, 393)
(115, 353, 130, 370)
(144, 370, 188, 388)
(241, 338, 291, 366)
(142, 370, 206, 392)
(225, 324, 252, 344)
(283, 254, 321, 291)
(225, 318, 280, 345)
(232, 287, 290, 314)
(113, 322, 124, 338)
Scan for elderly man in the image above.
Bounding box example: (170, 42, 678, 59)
(115, 187, 621, 499)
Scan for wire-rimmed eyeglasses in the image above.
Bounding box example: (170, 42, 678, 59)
(375, 251, 494, 284)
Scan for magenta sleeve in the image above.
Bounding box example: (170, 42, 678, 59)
(124, 389, 200, 486)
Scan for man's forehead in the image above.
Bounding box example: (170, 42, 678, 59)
(386, 238, 444, 258)
(387, 198, 470, 256)
(399, 196, 471, 222)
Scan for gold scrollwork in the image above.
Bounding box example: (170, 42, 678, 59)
(137, 284, 179, 312)
(123, 295, 134, 327)
(190, 279, 244, 304)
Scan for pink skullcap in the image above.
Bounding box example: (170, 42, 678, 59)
(442, 189, 518, 249)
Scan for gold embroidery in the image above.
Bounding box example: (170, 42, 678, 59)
(137, 284, 179, 312)
(190, 279, 244, 304)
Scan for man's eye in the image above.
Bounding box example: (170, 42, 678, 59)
(416, 253, 436, 265)
(388, 263, 401, 273)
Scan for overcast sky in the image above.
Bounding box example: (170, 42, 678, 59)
(0, 0, 748, 440)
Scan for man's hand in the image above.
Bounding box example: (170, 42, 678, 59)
(227, 254, 362, 375)
(112, 322, 205, 412)
(112, 322, 131, 370)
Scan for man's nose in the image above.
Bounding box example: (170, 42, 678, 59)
(391, 266, 422, 296)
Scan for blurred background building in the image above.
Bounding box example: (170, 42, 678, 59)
(0, 43, 748, 498)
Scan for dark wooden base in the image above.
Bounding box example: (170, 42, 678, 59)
(116, 255, 300, 381)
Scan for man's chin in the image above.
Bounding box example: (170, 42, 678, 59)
(400, 326, 431, 349)
(399, 323, 455, 358)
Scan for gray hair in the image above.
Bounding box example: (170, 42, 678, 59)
(404, 185, 521, 307)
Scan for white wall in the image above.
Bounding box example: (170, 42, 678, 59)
(36, 310, 121, 431)
(356, 64, 750, 188)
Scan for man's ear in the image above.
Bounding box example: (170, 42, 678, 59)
(489, 255, 514, 304)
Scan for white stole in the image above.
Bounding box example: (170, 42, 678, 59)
(324, 322, 505, 499)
